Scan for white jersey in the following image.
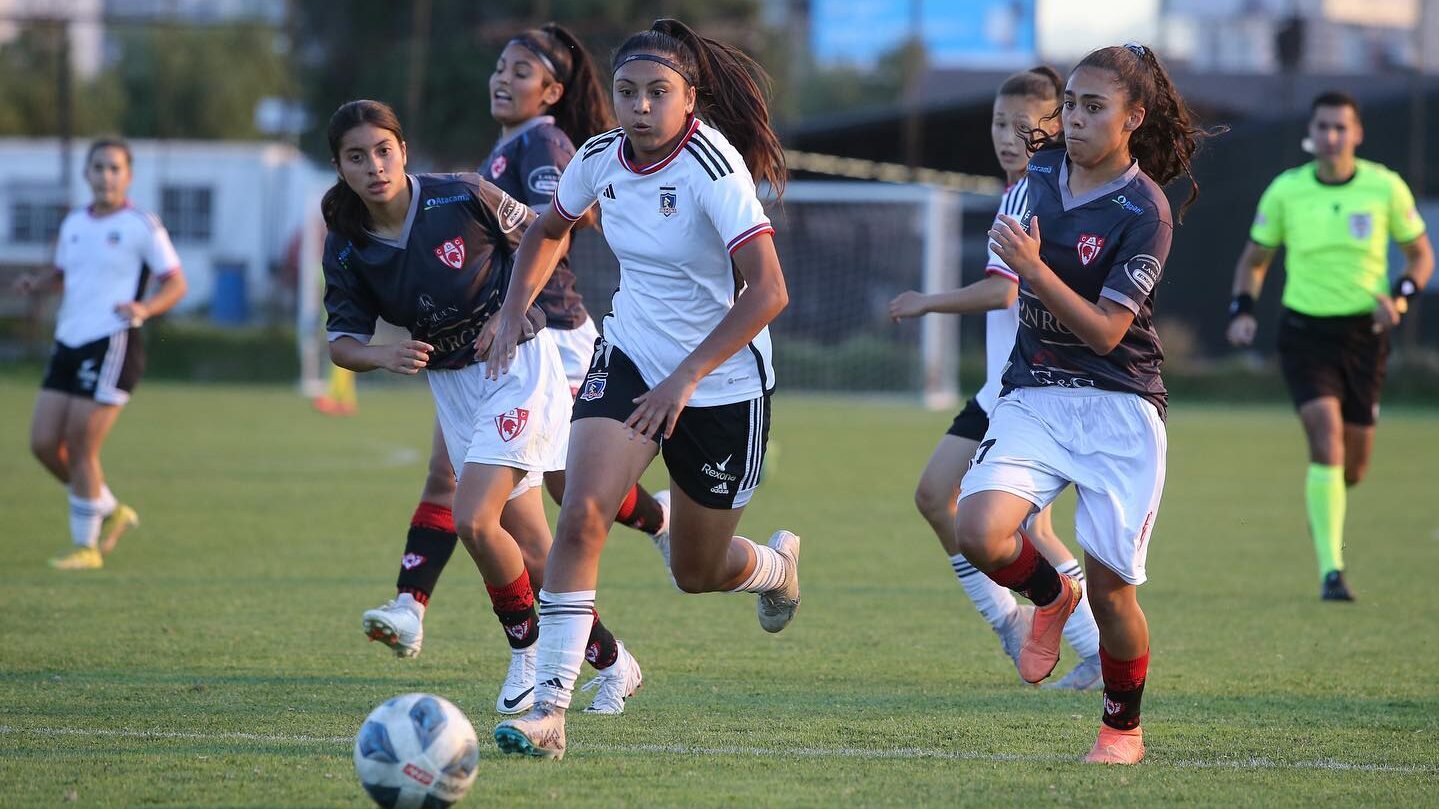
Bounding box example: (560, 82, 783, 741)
(975, 177, 1027, 414)
(52, 204, 181, 347)
(553, 118, 776, 407)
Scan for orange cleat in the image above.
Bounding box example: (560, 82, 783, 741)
(1018, 574, 1081, 683)
(1085, 724, 1144, 764)
(312, 396, 357, 416)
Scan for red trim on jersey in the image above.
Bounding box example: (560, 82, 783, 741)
(552, 196, 581, 222)
(618, 116, 700, 175)
(984, 265, 1019, 282)
(727, 223, 774, 255)
(155, 265, 182, 281)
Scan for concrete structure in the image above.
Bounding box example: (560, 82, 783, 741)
(0, 137, 330, 318)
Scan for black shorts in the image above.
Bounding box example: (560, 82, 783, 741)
(1277, 308, 1388, 426)
(41, 329, 145, 406)
(572, 341, 770, 510)
(945, 397, 991, 441)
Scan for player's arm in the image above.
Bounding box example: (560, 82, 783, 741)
(329, 334, 433, 375)
(989, 214, 1134, 356)
(889, 275, 1017, 322)
(626, 234, 788, 441)
(476, 205, 578, 375)
(1392, 233, 1434, 317)
(118, 269, 188, 326)
(1225, 241, 1276, 346)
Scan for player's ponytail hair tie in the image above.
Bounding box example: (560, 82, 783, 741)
(1124, 42, 1148, 58)
(613, 52, 694, 85)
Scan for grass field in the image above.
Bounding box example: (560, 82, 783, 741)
(2, 380, 1437, 807)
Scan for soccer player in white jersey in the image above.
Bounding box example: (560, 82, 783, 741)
(888, 67, 1102, 690)
(14, 138, 188, 570)
(480, 18, 797, 759)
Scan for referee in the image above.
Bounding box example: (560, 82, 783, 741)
(1227, 90, 1433, 601)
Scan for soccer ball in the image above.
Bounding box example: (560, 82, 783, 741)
(354, 693, 480, 809)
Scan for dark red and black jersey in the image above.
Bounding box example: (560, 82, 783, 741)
(1003, 146, 1173, 416)
(323, 173, 545, 370)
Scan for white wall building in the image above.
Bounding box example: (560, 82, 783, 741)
(0, 137, 330, 318)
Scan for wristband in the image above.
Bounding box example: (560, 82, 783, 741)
(1392, 275, 1419, 305)
(1228, 292, 1255, 319)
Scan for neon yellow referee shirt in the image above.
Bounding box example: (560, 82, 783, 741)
(1250, 159, 1426, 317)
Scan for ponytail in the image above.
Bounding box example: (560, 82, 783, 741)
(510, 23, 614, 144)
(614, 19, 787, 196)
(321, 99, 406, 246)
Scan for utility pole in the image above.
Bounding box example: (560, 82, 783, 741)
(406, 0, 432, 150)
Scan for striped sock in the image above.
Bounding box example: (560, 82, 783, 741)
(1055, 559, 1100, 659)
(726, 537, 787, 594)
(534, 589, 596, 710)
(949, 553, 1018, 629)
(67, 494, 104, 549)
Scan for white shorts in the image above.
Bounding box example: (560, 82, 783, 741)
(959, 386, 1166, 585)
(547, 316, 601, 393)
(427, 330, 571, 500)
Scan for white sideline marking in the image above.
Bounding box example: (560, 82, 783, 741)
(2, 726, 1434, 774)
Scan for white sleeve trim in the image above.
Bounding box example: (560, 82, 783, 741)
(327, 331, 373, 344)
(1100, 287, 1141, 314)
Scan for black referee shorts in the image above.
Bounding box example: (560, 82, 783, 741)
(572, 340, 770, 510)
(1277, 308, 1388, 426)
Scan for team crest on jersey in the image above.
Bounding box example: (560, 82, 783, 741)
(1076, 233, 1105, 266)
(659, 186, 678, 217)
(106, 231, 121, 245)
(578, 372, 607, 402)
(434, 236, 466, 269)
(495, 408, 529, 442)
(490, 154, 508, 178)
(1349, 212, 1373, 239)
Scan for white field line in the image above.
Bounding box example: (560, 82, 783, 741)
(1, 726, 1434, 774)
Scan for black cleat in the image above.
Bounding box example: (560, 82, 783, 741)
(1321, 570, 1355, 602)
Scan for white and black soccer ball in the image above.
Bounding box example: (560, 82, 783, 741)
(354, 693, 480, 809)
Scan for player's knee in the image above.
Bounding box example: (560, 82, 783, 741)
(913, 482, 951, 524)
(453, 513, 499, 546)
(30, 433, 61, 465)
(1344, 464, 1367, 487)
(1084, 583, 1134, 625)
(554, 499, 610, 553)
(670, 565, 714, 594)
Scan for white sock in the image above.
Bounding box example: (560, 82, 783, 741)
(97, 485, 117, 516)
(950, 553, 1018, 628)
(67, 494, 104, 549)
(394, 591, 425, 618)
(1056, 559, 1100, 659)
(726, 537, 787, 594)
(534, 589, 595, 710)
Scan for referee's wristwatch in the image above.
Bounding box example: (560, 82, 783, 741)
(1228, 292, 1255, 320)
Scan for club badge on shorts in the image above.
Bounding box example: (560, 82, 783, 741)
(659, 186, 678, 217)
(434, 236, 466, 270)
(1077, 233, 1105, 266)
(495, 408, 529, 442)
(578, 373, 607, 402)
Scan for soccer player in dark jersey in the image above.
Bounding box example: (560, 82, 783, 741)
(963, 44, 1219, 764)
(1226, 91, 1433, 602)
(320, 99, 641, 717)
(361, 27, 668, 698)
(481, 19, 797, 759)
(889, 66, 1103, 690)
(14, 137, 188, 570)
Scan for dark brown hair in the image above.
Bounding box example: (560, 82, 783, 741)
(86, 137, 132, 169)
(613, 18, 786, 196)
(1029, 44, 1225, 219)
(321, 99, 405, 246)
(998, 65, 1062, 103)
(1311, 89, 1361, 122)
(508, 23, 614, 144)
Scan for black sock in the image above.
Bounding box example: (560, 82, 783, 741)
(395, 505, 458, 602)
(585, 613, 619, 669)
(496, 606, 538, 649)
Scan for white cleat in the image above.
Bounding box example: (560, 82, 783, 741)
(580, 640, 643, 715)
(757, 530, 801, 633)
(361, 599, 423, 659)
(1044, 653, 1103, 691)
(995, 605, 1035, 677)
(494, 701, 567, 760)
(496, 645, 537, 714)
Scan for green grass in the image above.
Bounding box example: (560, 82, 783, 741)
(1, 380, 1436, 807)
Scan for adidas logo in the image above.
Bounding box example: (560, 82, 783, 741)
(711, 481, 729, 495)
(539, 677, 563, 689)
(602, 184, 616, 199)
